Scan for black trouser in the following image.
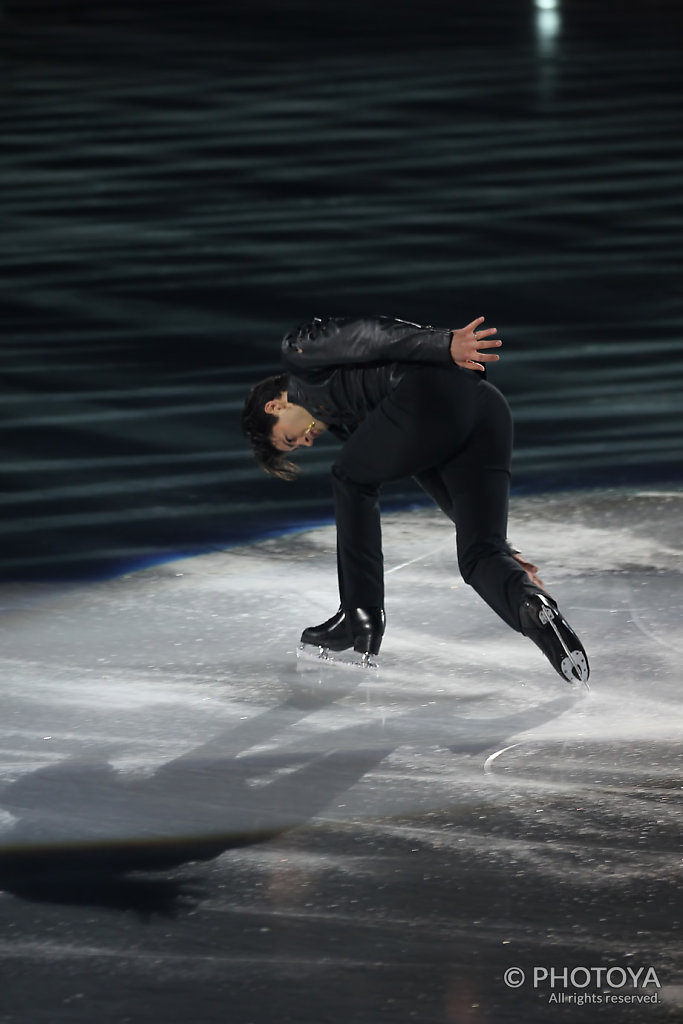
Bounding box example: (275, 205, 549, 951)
(331, 364, 542, 633)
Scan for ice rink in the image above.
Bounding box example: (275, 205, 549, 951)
(2, 0, 682, 1018)
(1, 489, 681, 1022)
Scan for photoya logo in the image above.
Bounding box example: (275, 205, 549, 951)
(504, 965, 662, 991)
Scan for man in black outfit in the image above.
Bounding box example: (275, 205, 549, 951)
(241, 314, 589, 685)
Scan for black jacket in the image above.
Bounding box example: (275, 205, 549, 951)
(282, 315, 455, 438)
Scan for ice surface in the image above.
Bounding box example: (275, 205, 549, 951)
(0, 488, 681, 1022)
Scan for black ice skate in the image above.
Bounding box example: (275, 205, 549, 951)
(300, 607, 351, 650)
(298, 606, 385, 669)
(520, 593, 590, 688)
(347, 607, 385, 662)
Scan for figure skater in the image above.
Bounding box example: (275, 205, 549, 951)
(241, 314, 589, 684)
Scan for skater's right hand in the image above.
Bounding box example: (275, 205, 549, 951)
(513, 552, 546, 591)
(450, 317, 502, 371)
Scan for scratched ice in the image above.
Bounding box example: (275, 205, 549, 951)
(0, 489, 680, 1022)
(1, 487, 680, 828)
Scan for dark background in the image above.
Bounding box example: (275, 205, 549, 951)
(2, 0, 682, 581)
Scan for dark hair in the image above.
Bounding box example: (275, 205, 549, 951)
(241, 372, 299, 481)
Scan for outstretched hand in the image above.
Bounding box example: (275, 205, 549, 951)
(512, 552, 546, 591)
(450, 316, 502, 371)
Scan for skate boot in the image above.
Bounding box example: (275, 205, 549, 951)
(299, 607, 352, 653)
(346, 607, 385, 667)
(519, 593, 590, 688)
(298, 606, 385, 669)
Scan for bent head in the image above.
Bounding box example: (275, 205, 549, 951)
(241, 373, 326, 480)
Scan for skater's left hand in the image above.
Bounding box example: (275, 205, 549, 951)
(513, 552, 546, 591)
(450, 316, 502, 371)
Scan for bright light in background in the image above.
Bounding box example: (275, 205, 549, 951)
(537, 8, 560, 40)
(534, 0, 561, 55)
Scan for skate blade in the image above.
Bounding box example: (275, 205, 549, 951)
(560, 650, 590, 689)
(539, 604, 590, 691)
(296, 643, 379, 671)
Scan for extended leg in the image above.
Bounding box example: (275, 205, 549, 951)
(423, 380, 541, 631)
(418, 381, 589, 682)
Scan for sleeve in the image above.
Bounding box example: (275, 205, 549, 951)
(281, 316, 454, 373)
